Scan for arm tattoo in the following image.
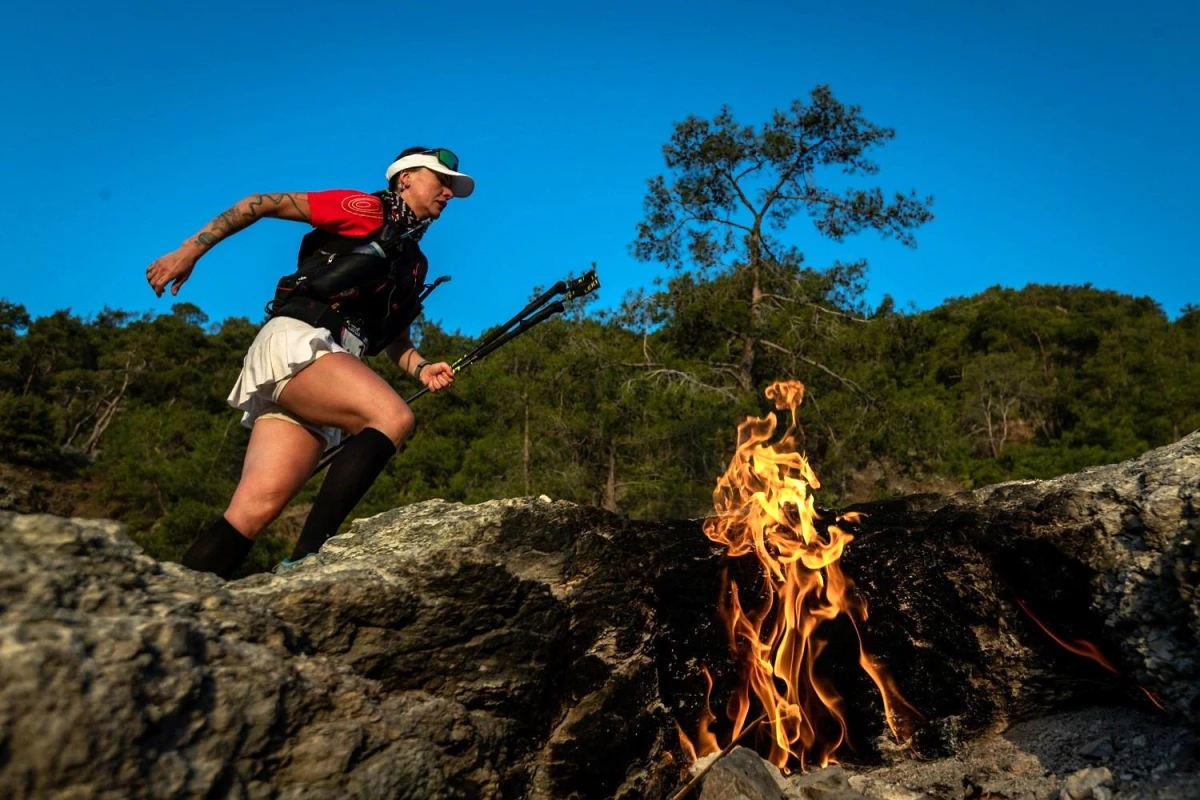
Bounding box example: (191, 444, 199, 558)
(213, 208, 243, 234)
(246, 193, 310, 222)
(192, 205, 250, 248)
(191, 193, 309, 249)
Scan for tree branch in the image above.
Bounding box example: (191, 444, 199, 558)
(761, 134, 831, 210)
(718, 167, 761, 220)
(759, 294, 871, 322)
(640, 368, 740, 400)
(733, 158, 767, 183)
(759, 338, 874, 402)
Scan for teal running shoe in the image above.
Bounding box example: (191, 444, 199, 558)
(272, 554, 317, 575)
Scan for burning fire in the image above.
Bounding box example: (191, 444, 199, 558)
(1011, 594, 1165, 710)
(680, 380, 920, 771)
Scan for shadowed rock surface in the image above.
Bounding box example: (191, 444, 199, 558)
(0, 499, 701, 799)
(695, 707, 1200, 799)
(836, 429, 1199, 748)
(1, 433, 1197, 798)
(232, 497, 696, 798)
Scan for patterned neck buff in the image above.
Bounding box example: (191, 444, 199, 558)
(381, 191, 429, 244)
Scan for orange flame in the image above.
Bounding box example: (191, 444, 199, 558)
(677, 665, 721, 762)
(1012, 594, 1165, 711)
(681, 380, 920, 772)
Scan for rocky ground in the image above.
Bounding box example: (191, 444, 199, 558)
(0, 501, 694, 798)
(695, 706, 1199, 799)
(2, 432, 1198, 798)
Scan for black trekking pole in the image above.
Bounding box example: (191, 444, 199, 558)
(309, 268, 600, 477)
(445, 269, 599, 371)
(405, 299, 565, 404)
(428, 268, 600, 389)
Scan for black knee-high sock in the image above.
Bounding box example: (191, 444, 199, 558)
(181, 516, 255, 579)
(290, 427, 397, 561)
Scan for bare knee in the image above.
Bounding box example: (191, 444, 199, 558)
(359, 401, 415, 448)
(225, 485, 293, 538)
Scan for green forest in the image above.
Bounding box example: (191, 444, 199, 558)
(3, 87, 1197, 575)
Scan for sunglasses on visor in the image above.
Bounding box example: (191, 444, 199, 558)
(419, 148, 459, 172)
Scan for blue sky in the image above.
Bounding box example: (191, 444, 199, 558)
(2, 0, 1196, 336)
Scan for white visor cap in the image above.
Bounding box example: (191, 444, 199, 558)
(385, 153, 475, 198)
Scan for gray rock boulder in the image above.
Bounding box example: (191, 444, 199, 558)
(0, 511, 509, 798)
(233, 497, 687, 798)
(0, 499, 698, 799)
(2, 431, 1198, 798)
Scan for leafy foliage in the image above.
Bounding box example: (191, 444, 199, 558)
(2, 87, 1194, 571)
(3, 279, 1195, 572)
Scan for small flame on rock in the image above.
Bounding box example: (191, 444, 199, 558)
(1012, 593, 1165, 711)
(681, 380, 920, 772)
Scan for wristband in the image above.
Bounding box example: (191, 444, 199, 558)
(414, 360, 431, 379)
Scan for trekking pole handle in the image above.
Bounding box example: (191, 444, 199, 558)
(564, 269, 600, 301)
(418, 274, 451, 302)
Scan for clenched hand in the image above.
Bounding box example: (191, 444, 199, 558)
(420, 362, 456, 393)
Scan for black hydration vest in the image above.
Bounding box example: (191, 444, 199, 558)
(266, 192, 428, 357)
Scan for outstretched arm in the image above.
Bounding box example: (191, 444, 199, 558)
(191, 192, 311, 250)
(146, 193, 312, 298)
